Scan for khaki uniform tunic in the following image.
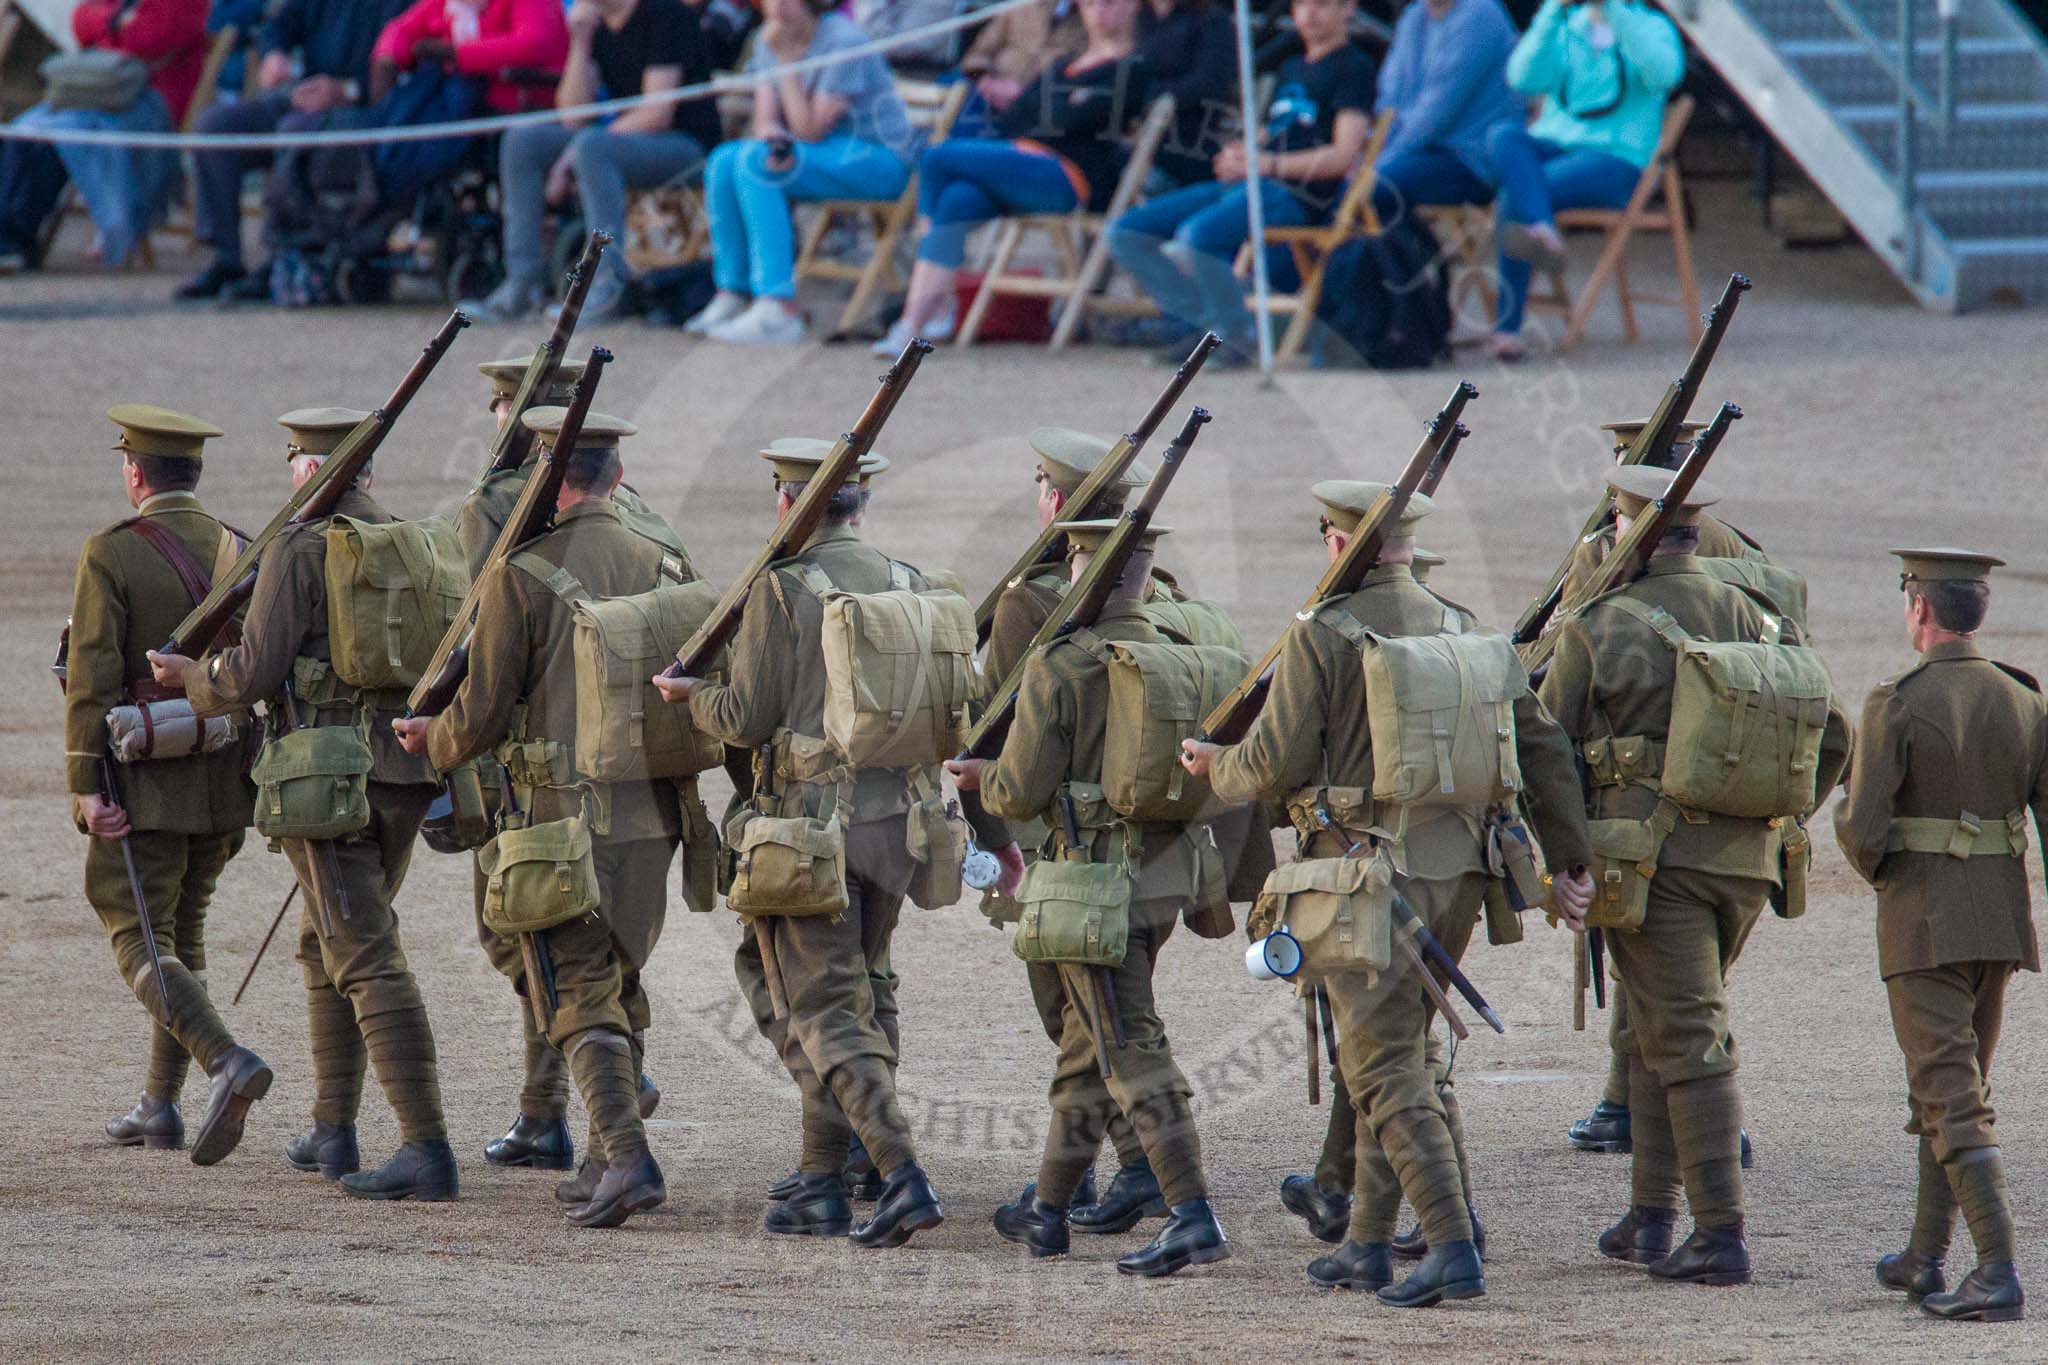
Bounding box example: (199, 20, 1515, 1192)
(65, 490, 255, 1073)
(1834, 639, 2047, 1159)
(1207, 563, 1589, 1243)
(427, 497, 700, 1048)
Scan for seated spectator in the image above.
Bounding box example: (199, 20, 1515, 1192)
(464, 0, 725, 323)
(957, 0, 1084, 116)
(1368, 0, 1520, 228)
(1487, 0, 1682, 359)
(369, 0, 570, 112)
(207, 0, 268, 105)
(1106, 0, 1373, 365)
(855, 0, 960, 76)
(686, 0, 914, 344)
(874, 0, 1150, 354)
(0, 0, 206, 271)
(1138, 0, 1237, 188)
(177, 0, 413, 300)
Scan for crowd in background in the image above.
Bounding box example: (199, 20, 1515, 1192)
(0, 0, 1684, 362)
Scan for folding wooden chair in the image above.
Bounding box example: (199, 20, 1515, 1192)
(793, 79, 970, 338)
(1229, 108, 1393, 363)
(1526, 95, 1701, 348)
(624, 184, 710, 272)
(1416, 202, 1497, 341)
(953, 94, 1175, 350)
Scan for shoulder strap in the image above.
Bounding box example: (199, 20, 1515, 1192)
(1311, 601, 1374, 648)
(888, 560, 913, 593)
(1600, 594, 1694, 652)
(797, 564, 835, 599)
(508, 549, 589, 605)
(1067, 626, 1116, 665)
(120, 516, 214, 608)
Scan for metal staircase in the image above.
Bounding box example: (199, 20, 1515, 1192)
(1665, 0, 2048, 310)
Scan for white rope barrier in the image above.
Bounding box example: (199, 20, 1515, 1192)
(0, 0, 1036, 150)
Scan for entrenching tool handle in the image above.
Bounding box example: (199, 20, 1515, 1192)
(1306, 999, 1322, 1105)
(100, 754, 171, 1027)
(756, 919, 790, 1022)
(234, 882, 297, 1006)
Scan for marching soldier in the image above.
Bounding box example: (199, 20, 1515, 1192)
(1183, 484, 1593, 1305)
(1834, 548, 2042, 1322)
(971, 429, 1160, 1233)
(396, 410, 683, 1228)
(455, 352, 667, 1173)
(66, 405, 270, 1164)
(151, 408, 456, 1202)
(653, 441, 946, 1249)
(1562, 420, 1775, 1161)
(1537, 467, 1849, 1286)
(953, 519, 1230, 1278)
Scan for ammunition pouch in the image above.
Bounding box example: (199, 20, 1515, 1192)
(1772, 817, 1810, 920)
(723, 804, 849, 919)
(478, 813, 600, 935)
(1584, 803, 1679, 932)
(251, 718, 372, 842)
(905, 771, 967, 911)
(1283, 785, 1381, 847)
(1249, 852, 1394, 979)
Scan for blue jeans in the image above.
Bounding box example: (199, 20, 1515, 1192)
(1486, 123, 1640, 334)
(501, 122, 707, 290)
(1107, 179, 1314, 345)
(913, 139, 1079, 269)
(1370, 146, 1493, 232)
(704, 136, 911, 298)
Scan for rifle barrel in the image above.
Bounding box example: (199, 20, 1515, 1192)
(475, 231, 612, 484)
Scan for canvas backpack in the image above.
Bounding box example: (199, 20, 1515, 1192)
(798, 563, 979, 772)
(1601, 596, 1833, 820)
(1320, 605, 1526, 810)
(1074, 631, 1252, 822)
(323, 515, 467, 691)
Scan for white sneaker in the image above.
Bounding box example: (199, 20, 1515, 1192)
(870, 304, 955, 356)
(685, 290, 748, 335)
(708, 297, 808, 345)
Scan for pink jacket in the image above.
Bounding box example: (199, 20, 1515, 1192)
(372, 0, 569, 112)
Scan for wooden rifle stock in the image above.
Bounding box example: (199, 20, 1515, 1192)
(972, 331, 1220, 644)
(408, 347, 614, 718)
(1197, 381, 1477, 746)
(474, 231, 613, 487)
(1517, 403, 1743, 677)
(162, 308, 470, 658)
(662, 338, 935, 681)
(1511, 273, 1749, 646)
(960, 407, 1210, 761)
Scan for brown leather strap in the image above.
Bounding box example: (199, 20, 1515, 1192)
(118, 516, 214, 608)
(128, 678, 183, 705)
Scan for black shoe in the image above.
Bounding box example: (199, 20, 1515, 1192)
(565, 1149, 666, 1229)
(1307, 1239, 1393, 1291)
(847, 1135, 886, 1202)
(1072, 1161, 1166, 1235)
(1598, 1205, 1678, 1265)
(1117, 1198, 1231, 1277)
(484, 1113, 573, 1170)
(284, 1122, 360, 1179)
(191, 1047, 273, 1167)
(555, 1156, 603, 1206)
(1922, 1261, 2025, 1322)
(222, 267, 273, 303)
(1393, 1208, 1487, 1262)
(1279, 1174, 1350, 1245)
(106, 1094, 183, 1150)
(1647, 1223, 1752, 1286)
(765, 1172, 853, 1236)
(339, 1139, 458, 1202)
(851, 1161, 944, 1248)
(1740, 1128, 1754, 1170)
(175, 260, 245, 300)
(638, 1073, 661, 1120)
(1876, 1249, 1947, 1299)
(1377, 1239, 1485, 1307)
(993, 1197, 1071, 1258)
(1568, 1099, 1632, 1154)
(767, 1168, 804, 1201)
(996, 1172, 1099, 1225)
